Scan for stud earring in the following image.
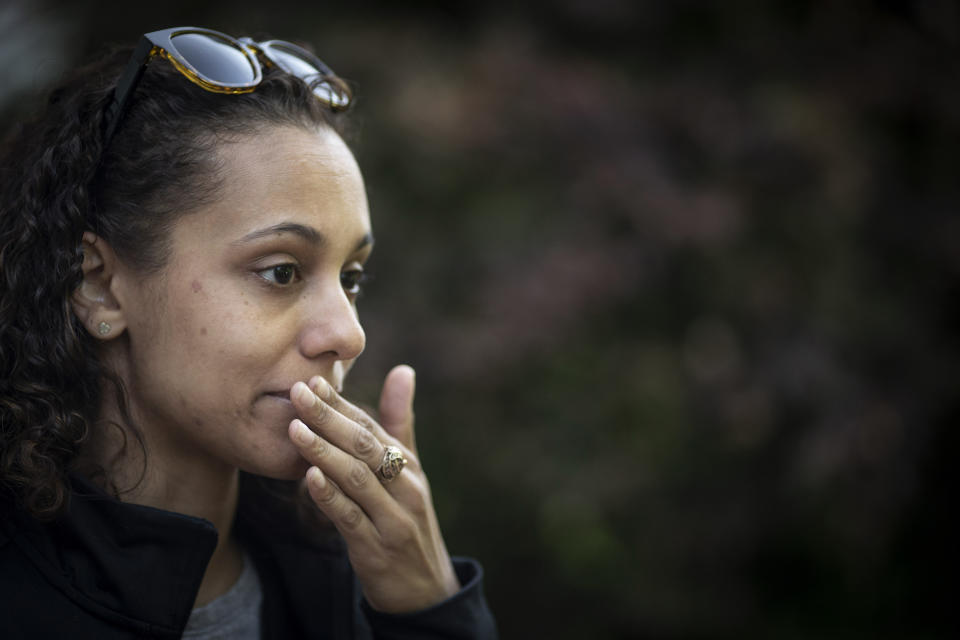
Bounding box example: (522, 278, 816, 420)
(97, 321, 111, 336)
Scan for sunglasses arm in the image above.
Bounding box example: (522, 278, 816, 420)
(102, 36, 157, 147)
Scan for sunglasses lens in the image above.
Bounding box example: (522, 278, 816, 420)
(170, 33, 257, 85)
(268, 46, 318, 76)
(264, 43, 349, 108)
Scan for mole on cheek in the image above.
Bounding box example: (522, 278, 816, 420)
(191, 280, 202, 293)
(200, 327, 207, 335)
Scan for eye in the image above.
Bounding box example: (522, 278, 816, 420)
(258, 263, 301, 286)
(340, 266, 369, 296)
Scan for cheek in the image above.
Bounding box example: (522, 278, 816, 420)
(128, 273, 292, 405)
(164, 280, 291, 390)
(169, 278, 251, 347)
(117, 267, 310, 475)
(129, 281, 248, 393)
(175, 278, 222, 338)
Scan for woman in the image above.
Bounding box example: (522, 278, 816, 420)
(0, 27, 496, 638)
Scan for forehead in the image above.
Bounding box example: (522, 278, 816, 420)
(179, 125, 371, 245)
(220, 125, 363, 192)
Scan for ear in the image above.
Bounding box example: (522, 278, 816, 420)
(71, 231, 127, 340)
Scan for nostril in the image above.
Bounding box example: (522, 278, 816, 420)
(297, 322, 365, 361)
(297, 288, 366, 361)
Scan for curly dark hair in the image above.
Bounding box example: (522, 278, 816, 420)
(0, 41, 353, 521)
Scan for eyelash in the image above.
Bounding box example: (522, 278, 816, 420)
(341, 267, 372, 297)
(256, 263, 370, 296)
(258, 263, 301, 287)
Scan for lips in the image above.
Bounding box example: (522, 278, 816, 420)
(263, 378, 342, 402)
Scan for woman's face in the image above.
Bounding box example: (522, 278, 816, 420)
(109, 125, 372, 480)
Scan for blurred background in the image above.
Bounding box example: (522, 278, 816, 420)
(2, 0, 957, 637)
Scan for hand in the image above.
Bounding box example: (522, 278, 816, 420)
(287, 364, 461, 613)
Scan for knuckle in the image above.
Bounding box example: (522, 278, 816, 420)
(357, 415, 377, 432)
(400, 480, 430, 516)
(384, 516, 417, 547)
(310, 398, 332, 424)
(313, 481, 337, 507)
(341, 506, 363, 530)
(310, 438, 329, 459)
(352, 427, 377, 457)
(407, 491, 429, 518)
(347, 458, 371, 490)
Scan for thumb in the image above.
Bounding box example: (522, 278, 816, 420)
(379, 364, 416, 451)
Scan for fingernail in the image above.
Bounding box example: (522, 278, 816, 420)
(308, 375, 326, 392)
(292, 419, 313, 445)
(293, 382, 316, 407)
(307, 466, 325, 487)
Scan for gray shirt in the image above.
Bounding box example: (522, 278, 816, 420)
(182, 555, 263, 640)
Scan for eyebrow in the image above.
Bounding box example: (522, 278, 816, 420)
(234, 223, 374, 252)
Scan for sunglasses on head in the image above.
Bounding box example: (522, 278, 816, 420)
(102, 27, 351, 145)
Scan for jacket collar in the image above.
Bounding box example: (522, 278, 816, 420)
(5, 474, 218, 634)
(2, 473, 345, 636)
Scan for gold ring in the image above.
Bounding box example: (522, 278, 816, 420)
(375, 445, 407, 483)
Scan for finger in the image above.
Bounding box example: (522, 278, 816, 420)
(303, 465, 380, 545)
(292, 381, 387, 471)
(305, 376, 420, 471)
(378, 365, 417, 451)
(290, 419, 402, 527)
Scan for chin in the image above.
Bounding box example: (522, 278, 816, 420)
(271, 459, 312, 481)
(239, 442, 311, 481)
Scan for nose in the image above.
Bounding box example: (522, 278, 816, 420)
(297, 285, 366, 363)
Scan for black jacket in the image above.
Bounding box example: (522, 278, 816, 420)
(0, 474, 497, 639)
